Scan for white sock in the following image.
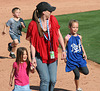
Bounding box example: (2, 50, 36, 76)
(11, 52, 14, 54)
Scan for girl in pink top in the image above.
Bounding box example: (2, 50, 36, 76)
(9, 47, 35, 91)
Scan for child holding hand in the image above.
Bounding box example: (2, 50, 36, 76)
(9, 47, 35, 91)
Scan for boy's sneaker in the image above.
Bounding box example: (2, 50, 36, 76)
(76, 88, 83, 91)
(9, 53, 16, 58)
(8, 43, 12, 52)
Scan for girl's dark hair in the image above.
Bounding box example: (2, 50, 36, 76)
(69, 20, 78, 27)
(16, 47, 30, 75)
(12, 7, 20, 13)
(32, 9, 43, 37)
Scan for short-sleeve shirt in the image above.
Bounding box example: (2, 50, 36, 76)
(13, 62, 29, 86)
(6, 18, 25, 35)
(26, 15, 60, 64)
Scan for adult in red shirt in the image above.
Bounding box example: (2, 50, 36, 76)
(26, 2, 66, 91)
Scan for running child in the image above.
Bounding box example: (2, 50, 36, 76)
(2, 7, 26, 58)
(9, 47, 35, 91)
(64, 20, 89, 91)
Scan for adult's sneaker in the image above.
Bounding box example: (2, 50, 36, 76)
(8, 43, 12, 52)
(9, 53, 16, 58)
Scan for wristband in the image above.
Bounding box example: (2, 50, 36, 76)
(31, 57, 35, 59)
(62, 50, 67, 53)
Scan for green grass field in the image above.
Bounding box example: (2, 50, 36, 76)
(23, 10, 100, 64)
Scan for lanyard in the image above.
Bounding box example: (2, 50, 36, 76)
(39, 18, 50, 41)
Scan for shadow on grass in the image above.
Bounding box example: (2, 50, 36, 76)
(30, 86, 72, 91)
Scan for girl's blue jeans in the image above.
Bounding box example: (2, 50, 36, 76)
(13, 84, 31, 91)
(36, 57, 58, 91)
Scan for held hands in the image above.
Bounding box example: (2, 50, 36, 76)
(30, 65, 35, 73)
(31, 58, 37, 68)
(30, 58, 37, 73)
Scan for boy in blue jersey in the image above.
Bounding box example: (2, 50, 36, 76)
(2, 7, 25, 58)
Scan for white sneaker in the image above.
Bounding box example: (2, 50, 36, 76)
(76, 88, 83, 91)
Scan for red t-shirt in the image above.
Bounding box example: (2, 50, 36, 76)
(26, 15, 60, 64)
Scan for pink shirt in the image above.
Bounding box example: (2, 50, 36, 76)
(13, 62, 29, 86)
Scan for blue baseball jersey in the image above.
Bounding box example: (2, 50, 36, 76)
(65, 35, 87, 72)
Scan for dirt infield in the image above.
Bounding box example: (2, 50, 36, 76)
(0, 0, 100, 91)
